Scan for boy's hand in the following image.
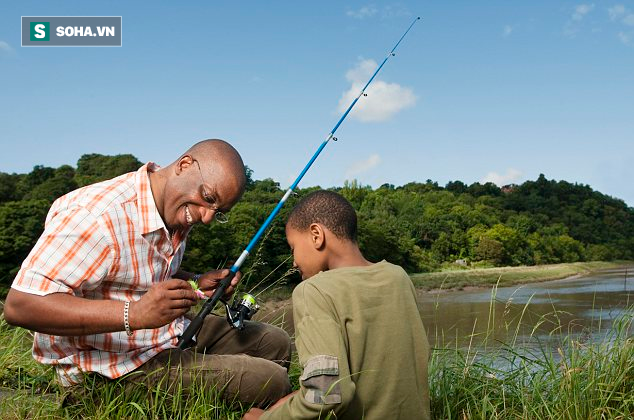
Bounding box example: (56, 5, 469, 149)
(242, 408, 264, 420)
(242, 391, 296, 419)
(268, 391, 297, 410)
(197, 269, 242, 298)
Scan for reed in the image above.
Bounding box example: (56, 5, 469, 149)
(1, 284, 632, 419)
(427, 283, 634, 420)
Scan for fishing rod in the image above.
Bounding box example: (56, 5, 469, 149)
(178, 16, 421, 349)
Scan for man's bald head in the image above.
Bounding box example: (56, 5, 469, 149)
(180, 139, 247, 193)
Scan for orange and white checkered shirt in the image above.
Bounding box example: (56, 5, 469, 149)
(12, 163, 190, 386)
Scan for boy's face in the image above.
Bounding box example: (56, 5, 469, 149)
(285, 224, 328, 280)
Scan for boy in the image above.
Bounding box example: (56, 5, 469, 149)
(244, 190, 430, 420)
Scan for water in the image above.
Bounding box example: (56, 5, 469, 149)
(417, 267, 634, 351)
(257, 267, 634, 357)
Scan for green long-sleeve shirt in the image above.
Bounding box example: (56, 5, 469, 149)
(261, 260, 430, 420)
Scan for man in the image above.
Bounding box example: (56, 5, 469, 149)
(4, 139, 291, 407)
(244, 190, 430, 420)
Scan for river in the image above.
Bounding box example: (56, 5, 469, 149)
(417, 267, 634, 351)
(257, 267, 634, 353)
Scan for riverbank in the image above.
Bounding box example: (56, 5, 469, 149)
(256, 261, 631, 306)
(1, 261, 633, 418)
(2, 300, 632, 419)
(252, 261, 634, 337)
(410, 260, 630, 292)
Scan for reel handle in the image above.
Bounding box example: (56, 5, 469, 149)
(177, 270, 236, 349)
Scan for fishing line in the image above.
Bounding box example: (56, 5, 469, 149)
(178, 16, 421, 348)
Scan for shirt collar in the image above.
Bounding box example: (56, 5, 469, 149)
(135, 162, 167, 236)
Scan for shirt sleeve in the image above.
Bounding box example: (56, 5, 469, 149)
(12, 206, 112, 296)
(261, 281, 355, 420)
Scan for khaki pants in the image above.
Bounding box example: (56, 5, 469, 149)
(132, 315, 293, 408)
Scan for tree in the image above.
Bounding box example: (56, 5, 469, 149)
(16, 165, 55, 198)
(23, 165, 78, 201)
(446, 180, 467, 195)
(0, 172, 22, 203)
(474, 236, 504, 265)
(0, 200, 51, 290)
(75, 154, 142, 187)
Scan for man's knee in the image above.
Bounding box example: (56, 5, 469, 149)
(264, 363, 292, 402)
(252, 323, 292, 367)
(240, 361, 291, 408)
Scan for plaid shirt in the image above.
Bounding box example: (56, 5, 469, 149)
(12, 163, 190, 386)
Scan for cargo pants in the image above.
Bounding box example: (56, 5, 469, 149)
(130, 315, 292, 408)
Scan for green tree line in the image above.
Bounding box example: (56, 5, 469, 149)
(1, 154, 633, 294)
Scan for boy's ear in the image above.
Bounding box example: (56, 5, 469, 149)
(309, 223, 325, 250)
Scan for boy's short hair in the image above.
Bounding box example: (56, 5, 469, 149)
(287, 190, 357, 242)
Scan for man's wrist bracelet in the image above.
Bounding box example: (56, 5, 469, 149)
(124, 301, 133, 336)
(191, 273, 201, 283)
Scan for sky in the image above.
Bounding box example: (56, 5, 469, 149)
(1, 1, 633, 206)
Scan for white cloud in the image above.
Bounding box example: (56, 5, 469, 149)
(618, 31, 631, 44)
(481, 168, 523, 186)
(573, 4, 595, 21)
(503, 25, 513, 37)
(345, 154, 381, 179)
(567, 3, 632, 43)
(346, 6, 378, 20)
(337, 59, 416, 123)
(608, 4, 626, 20)
(565, 4, 596, 38)
(381, 5, 411, 19)
(346, 4, 411, 20)
(605, 5, 634, 45)
(0, 41, 13, 54)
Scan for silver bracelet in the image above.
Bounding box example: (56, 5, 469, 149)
(124, 301, 133, 336)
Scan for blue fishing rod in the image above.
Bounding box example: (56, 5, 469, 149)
(178, 16, 421, 349)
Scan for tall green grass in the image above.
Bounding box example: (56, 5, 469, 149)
(0, 315, 301, 420)
(427, 280, 634, 420)
(1, 284, 632, 419)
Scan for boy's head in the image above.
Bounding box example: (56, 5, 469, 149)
(286, 190, 358, 280)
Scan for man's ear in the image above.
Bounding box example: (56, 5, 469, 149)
(175, 154, 194, 175)
(309, 223, 325, 250)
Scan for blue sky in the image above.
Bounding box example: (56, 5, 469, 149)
(1, 1, 633, 206)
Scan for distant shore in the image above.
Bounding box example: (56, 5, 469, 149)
(257, 261, 632, 307)
(409, 261, 631, 292)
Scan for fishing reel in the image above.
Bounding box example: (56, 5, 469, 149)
(224, 293, 260, 330)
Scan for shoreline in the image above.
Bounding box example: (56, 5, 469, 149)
(256, 261, 631, 309)
(1, 262, 630, 319)
(408, 261, 631, 294)
(418, 272, 586, 294)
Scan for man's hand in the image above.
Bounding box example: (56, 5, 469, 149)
(242, 408, 265, 420)
(129, 279, 197, 330)
(197, 269, 242, 298)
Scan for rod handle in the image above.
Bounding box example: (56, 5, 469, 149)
(177, 270, 237, 349)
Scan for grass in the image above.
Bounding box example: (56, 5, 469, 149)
(427, 290, 634, 420)
(0, 315, 303, 420)
(1, 262, 632, 419)
(410, 261, 629, 291)
(2, 308, 632, 419)
(429, 324, 634, 419)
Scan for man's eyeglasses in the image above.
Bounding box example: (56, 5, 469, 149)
(192, 159, 229, 224)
